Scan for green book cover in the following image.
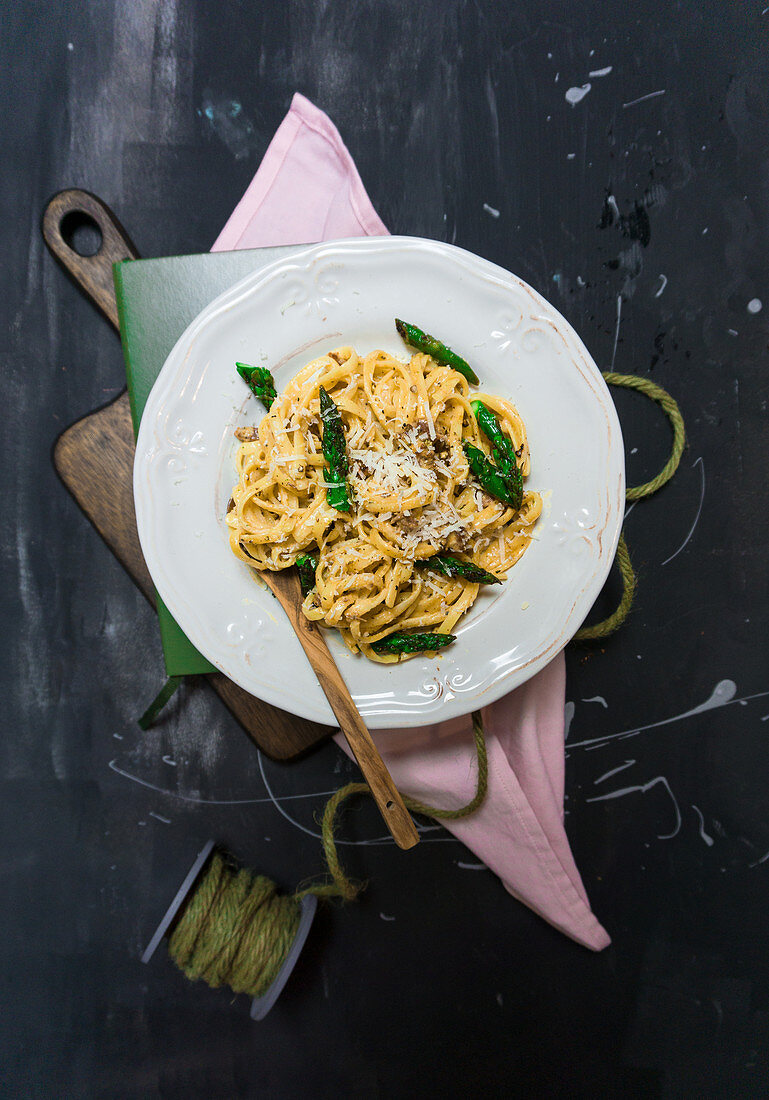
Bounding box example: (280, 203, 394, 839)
(113, 245, 300, 677)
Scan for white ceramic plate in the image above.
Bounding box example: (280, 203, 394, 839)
(134, 237, 624, 728)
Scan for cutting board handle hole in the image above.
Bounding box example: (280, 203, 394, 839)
(59, 210, 103, 258)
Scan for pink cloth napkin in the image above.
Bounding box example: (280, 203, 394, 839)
(213, 92, 610, 951)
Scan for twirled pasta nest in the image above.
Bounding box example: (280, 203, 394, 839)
(227, 346, 541, 663)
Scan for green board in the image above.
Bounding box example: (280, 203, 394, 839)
(114, 244, 302, 676)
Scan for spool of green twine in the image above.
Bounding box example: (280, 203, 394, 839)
(168, 851, 303, 998)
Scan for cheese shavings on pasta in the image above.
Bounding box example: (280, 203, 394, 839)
(226, 346, 541, 663)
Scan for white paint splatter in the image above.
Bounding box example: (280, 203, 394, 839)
(728, 329, 739, 336)
(380, 913, 396, 921)
(456, 861, 487, 870)
(583, 695, 608, 708)
(567, 152, 576, 159)
(564, 701, 576, 738)
(567, 679, 743, 751)
(565, 84, 592, 106)
(661, 457, 705, 565)
(623, 90, 666, 108)
(594, 760, 636, 785)
(161, 755, 177, 766)
(691, 805, 714, 846)
(654, 274, 668, 298)
(747, 298, 762, 314)
(483, 203, 500, 218)
(749, 849, 769, 868)
(589, 66, 613, 77)
(587, 775, 682, 839)
(149, 811, 171, 824)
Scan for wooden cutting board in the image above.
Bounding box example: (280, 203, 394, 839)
(44, 189, 330, 760)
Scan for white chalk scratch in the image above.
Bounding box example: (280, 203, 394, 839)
(589, 65, 613, 77)
(623, 90, 666, 108)
(108, 758, 339, 807)
(583, 695, 608, 708)
(256, 754, 459, 848)
(610, 293, 622, 371)
(148, 811, 171, 824)
(654, 274, 668, 298)
(691, 805, 714, 846)
(380, 912, 396, 921)
(749, 849, 769, 868)
(594, 760, 636, 785)
(483, 203, 500, 218)
(456, 861, 488, 870)
(661, 457, 705, 565)
(587, 775, 682, 839)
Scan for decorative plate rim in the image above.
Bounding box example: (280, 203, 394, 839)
(134, 236, 625, 728)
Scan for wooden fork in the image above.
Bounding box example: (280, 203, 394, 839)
(258, 568, 419, 850)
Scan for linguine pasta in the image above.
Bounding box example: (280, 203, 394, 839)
(226, 346, 541, 663)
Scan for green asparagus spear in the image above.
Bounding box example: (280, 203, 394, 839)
(372, 631, 457, 656)
(236, 362, 277, 410)
(395, 319, 479, 384)
(319, 386, 351, 512)
(471, 400, 523, 510)
(416, 554, 502, 585)
(296, 553, 319, 596)
(463, 442, 521, 510)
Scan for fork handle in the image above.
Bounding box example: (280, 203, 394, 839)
(273, 574, 419, 850)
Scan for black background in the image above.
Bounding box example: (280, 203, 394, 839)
(2, 1, 768, 1096)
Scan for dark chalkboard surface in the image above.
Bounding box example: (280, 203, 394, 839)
(2, 1, 768, 1095)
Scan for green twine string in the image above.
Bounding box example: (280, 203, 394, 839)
(573, 372, 685, 641)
